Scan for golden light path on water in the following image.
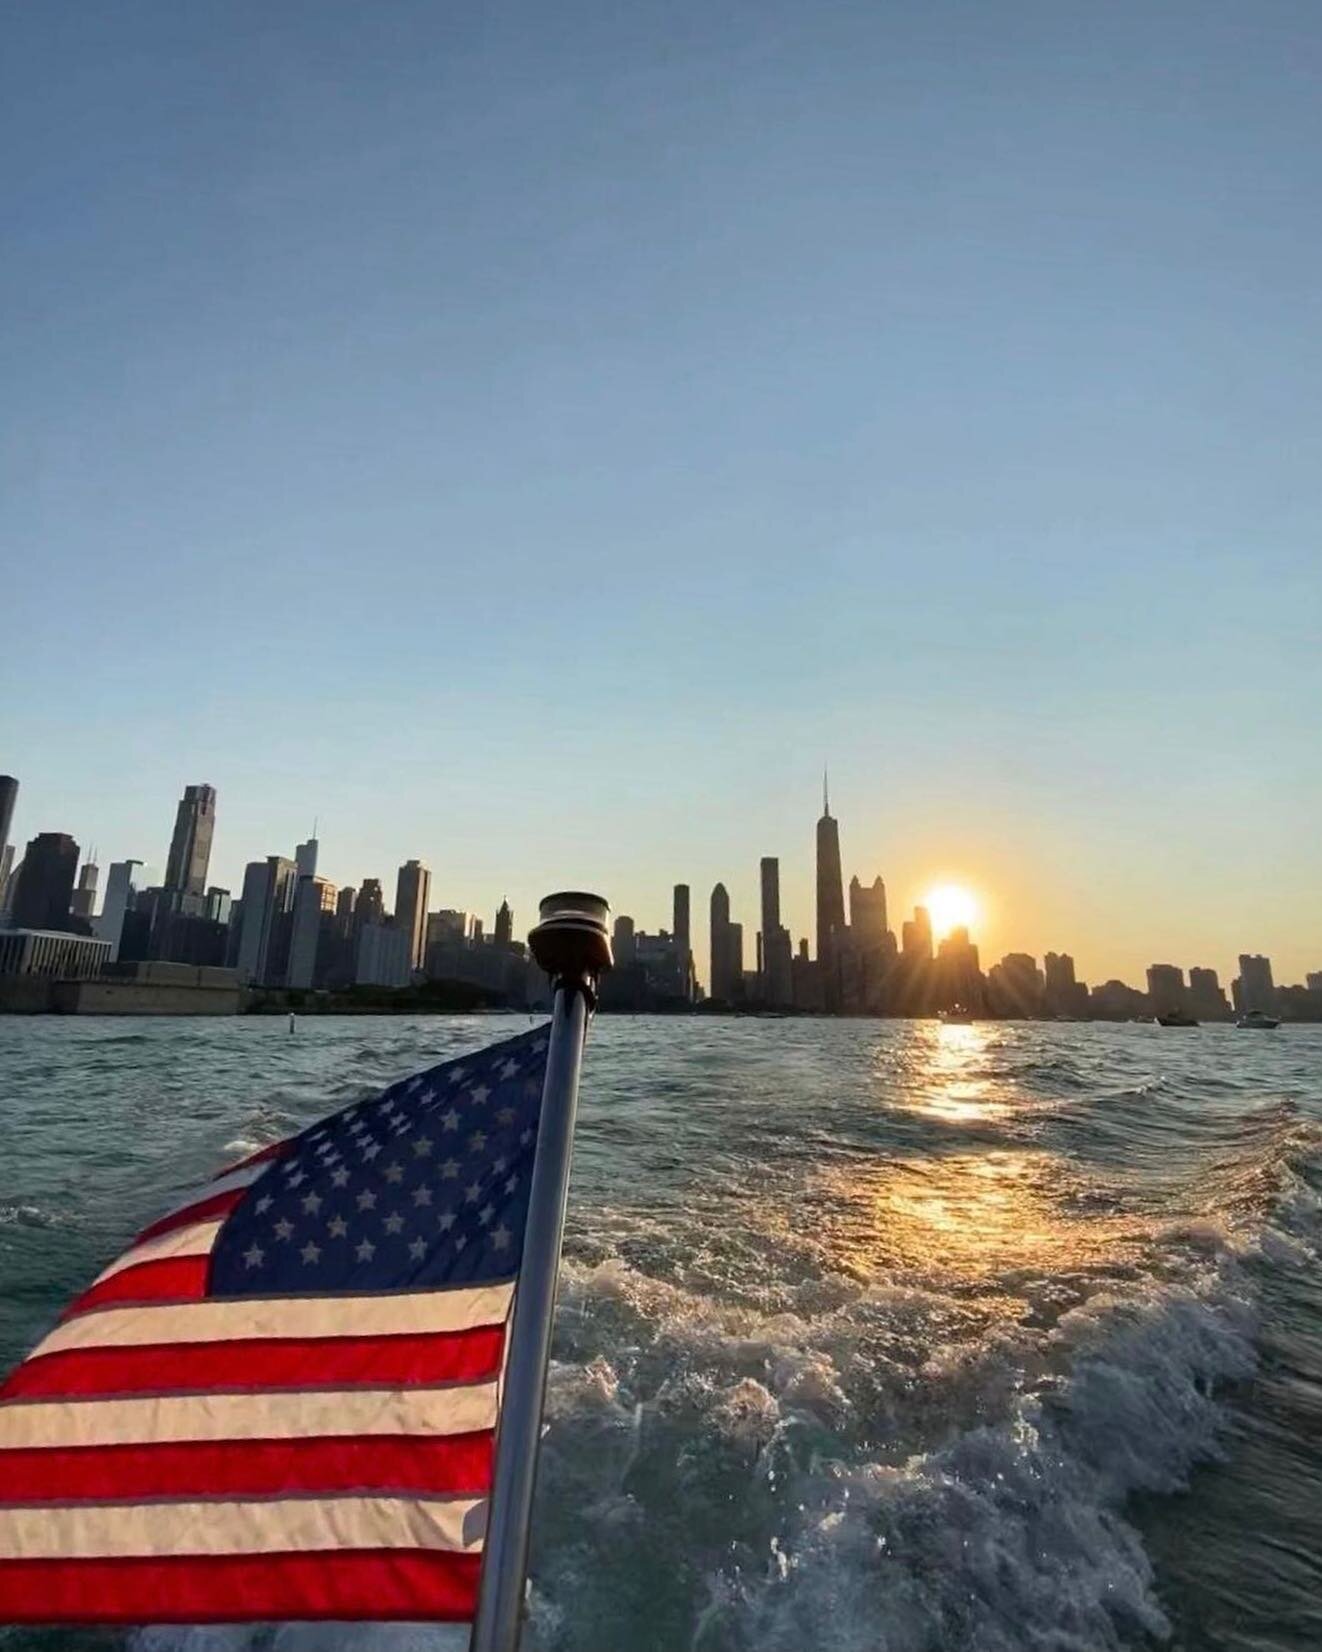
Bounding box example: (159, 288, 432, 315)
(809, 1021, 1131, 1286)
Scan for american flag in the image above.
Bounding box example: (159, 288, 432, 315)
(0, 1022, 551, 1623)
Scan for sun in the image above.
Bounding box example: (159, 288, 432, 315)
(923, 882, 979, 938)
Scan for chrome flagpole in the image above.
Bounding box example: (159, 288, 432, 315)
(471, 891, 612, 1652)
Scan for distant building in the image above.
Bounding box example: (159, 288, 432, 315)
(95, 860, 146, 961)
(1307, 971, 1322, 995)
(758, 856, 793, 1006)
(287, 876, 337, 989)
(356, 921, 412, 989)
(1234, 954, 1275, 1015)
(936, 926, 983, 1010)
(792, 937, 824, 1011)
(69, 859, 99, 922)
(1090, 978, 1149, 1020)
(987, 952, 1043, 1017)
(295, 837, 319, 880)
(0, 929, 110, 980)
(1146, 964, 1187, 1016)
(335, 886, 357, 928)
(0, 776, 18, 871)
(470, 916, 484, 943)
(815, 779, 846, 1003)
(901, 906, 933, 962)
(164, 785, 216, 898)
(1043, 951, 1087, 1017)
(1188, 966, 1230, 1021)
(494, 900, 514, 947)
(354, 879, 385, 931)
(709, 884, 735, 1001)
(395, 861, 431, 971)
(426, 909, 467, 951)
(204, 886, 231, 925)
(10, 833, 80, 933)
(849, 875, 888, 946)
(673, 883, 693, 998)
(234, 856, 297, 985)
(612, 914, 636, 966)
(0, 844, 14, 911)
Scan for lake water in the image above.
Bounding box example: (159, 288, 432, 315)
(1, 1015, 1320, 1652)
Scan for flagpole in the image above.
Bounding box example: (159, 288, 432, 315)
(471, 891, 612, 1652)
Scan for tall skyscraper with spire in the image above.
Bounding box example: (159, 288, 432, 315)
(816, 772, 846, 998)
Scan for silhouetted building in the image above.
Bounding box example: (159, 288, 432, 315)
(426, 909, 467, 956)
(849, 875, 887, 946)
(70, 859, 99, 922)
(164, 785, 216, 898)
(759, 856, 792, 1006)
(355, 879, 386, 931)
(613, 914, 637, 966)
(0, 929, 110, 980)
(11, 833, 80, 933)
(0, 776, 17, 872)
(204, 887, 231, 925)
(235, 856, 297, 985)
(0, 845, 14, 911)
(1188, 967, 1230, 1021)
(356, 922, 412, 989)
(395, 861, 430, 971)
(1146, 964, 1187, 1016)
(673, 883, 693, 998)
(902, 905, 933, 961)
(470, 917, 484, 943)
(792, 937, 824, 1011)
(288, 876, 337, 989)
(816, 779, 846, 1006)
(336, 886, 357, 929)
(1043, 951, 1087, 1017)
(1091, 978, 1151, 1019)
(709, 884, 736, 1001)
(988, 952, 1043, 1018)
(936, 926, 983, 1010)
(1233, 954, 1275, 1015)
(95, 860, 145, 961)
(1308, 971, 1322, 995)
(494, 900, 514, 947)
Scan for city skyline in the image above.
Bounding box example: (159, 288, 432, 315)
(1, 768, 1316, 1008)
(2, 1, 1320, 1002)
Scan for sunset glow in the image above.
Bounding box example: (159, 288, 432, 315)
(924, 883, 979, 938)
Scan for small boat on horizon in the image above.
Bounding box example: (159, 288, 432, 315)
(1236, 1009, 1281, 1029)
(939, 1006, 974, 1024)
(1156, 1008, 1200, 1027)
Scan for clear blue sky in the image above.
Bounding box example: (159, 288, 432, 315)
(3, 0, 1320, 986)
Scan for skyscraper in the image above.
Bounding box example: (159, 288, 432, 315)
(164, 785, 216, 897)
(758, 857, 793, 1006)
(760, 856, 780, 942)
(287, 876, 337, 989)
(612, 914, 636, 965)
(1235, 954, 1275, 1015)
(70, 859, 99, 922)
(0, 776, 18, 870)
(1146, 964, 1187, 1015)
(354, 879, 385, 930)
(710, 882, 732, 1001)
(11, 834, 80, 932)
(395, 860, 431, 971)
(848, 875, 888, 946)
(95, 860, 145, 961)
(902, 905, 933, 961)
(673, 884, 692, 999)
(816, 776, 846, 1007)
(234, 856, 297, 985)
(295, 836, 319, 880)
(494, 900, 514, 947)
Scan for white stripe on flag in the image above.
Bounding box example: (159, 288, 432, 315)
(0, 1493, 487, 1559)
(30, 1283, 514, 1360)
(91, 1221, 223, 1286)
(0, 1381, 498, 1449)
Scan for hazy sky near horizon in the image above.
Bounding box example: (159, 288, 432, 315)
(3, 0, 1320, 986)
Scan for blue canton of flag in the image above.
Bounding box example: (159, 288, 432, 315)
(212, 1024, 551, 1294)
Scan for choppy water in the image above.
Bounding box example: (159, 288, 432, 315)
(2, 1015, 1320, 1652)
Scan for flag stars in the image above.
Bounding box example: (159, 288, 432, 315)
(330, 1167, 350, 1189)
(492, 1225, 511, 1252)
(479, 1203, 495, 1226)
(500, 1059, 520, 1080)
(412, 1186, 433, 1207)
(243, 1242, 265, 1268)
(465, 1182, 481, 1205)
(469, 1084, 491, 1106)
(356, 1189, 377, 1212)
(497, 1107, 516, 1127)
(273, 1218, 294, 1241)
(520, 1129, 533, 1147)
(408, 1236, 427, 1262)
(361, 1142, 382, 1161)
(441, 1158, 459, 1181)
(383, 1163, 404, 1184)
(438, 1211, 456, 1232)
(441, 1109, 460, 1132)
(355, 1238, 376, 1262)
(412, 1136, 433, 1158)
(327, 1215, 348, 1239)
(301, 1191, 323, 1215)
(504, 1174, 519, 1195)
(383, 1212, 405, 1235)
(255, 1194, 273, 1215)
(301, 1240, 322, 1265)
(468, 1130, 487, 1153)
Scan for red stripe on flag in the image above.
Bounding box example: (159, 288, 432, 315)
(61, 1257, 210, 1320)
(214, 1140, 289, 1179)
(135, 1188, 245, 1245)
(1, 1324, 505, 1399)
(0, 1549, 480, 1622)
(0, 1431, 493, 1502)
